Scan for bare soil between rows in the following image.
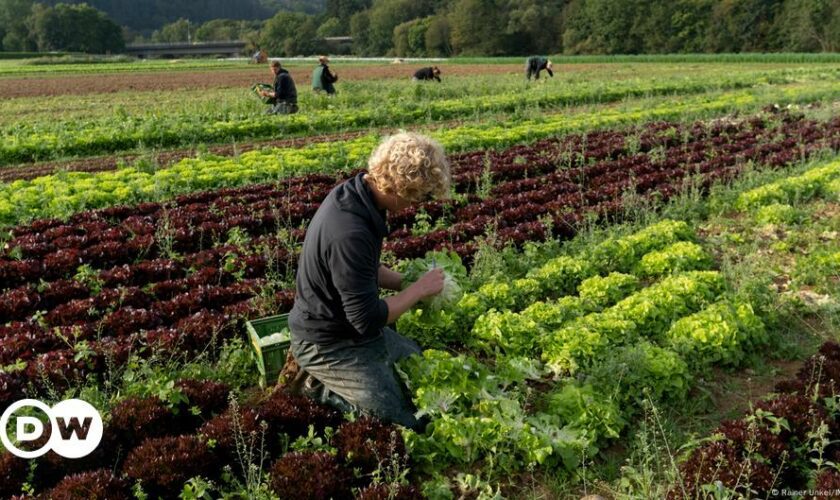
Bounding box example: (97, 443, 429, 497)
(0, 63, 525, 99)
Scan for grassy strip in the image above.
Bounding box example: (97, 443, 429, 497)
(451, 53, 840, 65)
(0, 58, 256, 77)
(1, 53, 837, 77)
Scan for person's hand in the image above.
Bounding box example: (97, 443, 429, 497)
(412, 268, 445, 299)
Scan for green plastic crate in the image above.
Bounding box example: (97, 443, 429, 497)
(251, 82, 274, 104)
(246, 313, 291, 388)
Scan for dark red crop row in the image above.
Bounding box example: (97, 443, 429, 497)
(671, 341, 840, 498)
(0, 382, 415, 499)
(445, 115, 785, 192)
(0, 112, 837, 404)
(384, 114, 840, 259)
(0, 234, 296, 325)
(389, 113, 840, 231)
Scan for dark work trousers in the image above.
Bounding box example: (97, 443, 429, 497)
(290, 327, 425, 430)
(268, 101, 298, 114)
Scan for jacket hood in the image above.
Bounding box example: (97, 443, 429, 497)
(334, 173, 388, 238)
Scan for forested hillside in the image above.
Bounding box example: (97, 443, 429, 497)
(333, 0, 840, 56)
(1, 0, 837, 55)
(38, 0, 324, 31)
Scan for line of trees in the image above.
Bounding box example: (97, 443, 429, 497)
(0, 0, 320, 53)
(337, 0, 840, 56)
(1, 0, 838, 56)
(39, 0, 323, 31)
(0, 1, 123, 52)
(228, 0, 840, 57)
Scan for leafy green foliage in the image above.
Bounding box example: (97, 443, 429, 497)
(470, 308, 542, 357)
(577, 272, 640, 310)
(589, 341, 691, 411)
(540, 310, 636, 375)
(398, 350, 498, 417)
(401, 251, 467, 312)
(736, 161, 840, 210)
(634, 241, 712, 277)
(791, 250, 840, 293)
(612, 271, 725, 334)
(665, 300, 767, 369)
(520, 297, 586, 330)
(540, 271, 724, 374)
(754, 203, 802, 225)
(395, 308, 463, 348)
(590, 220, 696, 273)
(545, 383, 627, 444)
(525, 256, 594, 297)
(828, 178, 840, 201)
(398, 350, 587, 473)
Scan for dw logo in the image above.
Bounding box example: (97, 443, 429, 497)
(0, 399, 103, 459)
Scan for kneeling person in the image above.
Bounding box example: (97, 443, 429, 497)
(525, 56, 554, 81)
(259, 60, 298, 114)
(413, 66, 441, 82)
(288, 133, 450, 430)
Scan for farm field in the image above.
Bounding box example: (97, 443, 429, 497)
(0, 56, 839, 499)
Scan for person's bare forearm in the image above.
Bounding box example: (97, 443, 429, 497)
(383, 286, 424, 323)
(378, 264, 403, 291)
(383, 267, 444, 323)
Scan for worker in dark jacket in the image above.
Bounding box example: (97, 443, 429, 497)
(525, 56, 554, 81)
(413, 66, 441, 82)
(312, 55, 338, 95)
(258, 60, 298, 114)
(288, 132, 451, 430)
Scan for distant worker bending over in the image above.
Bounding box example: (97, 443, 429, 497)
(525, 56, 554, 81)
(312, 55, 338, 95)
(259, 60, 298, 114)
(413, 66, 442, 82)
(288, 132, 450, 430)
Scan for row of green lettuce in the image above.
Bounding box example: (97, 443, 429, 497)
(396, 221, 762, 485)
(395, 157, 840, 495)
(3, 82, 840, 228)
(3, 66, 838, 165)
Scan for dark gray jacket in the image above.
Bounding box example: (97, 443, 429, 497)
(289, 173, 389, 344)
(274, 68, 298, 104)
(414, 67, 441, 82)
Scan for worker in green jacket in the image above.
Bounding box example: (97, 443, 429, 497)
(312, 55, 338, 95)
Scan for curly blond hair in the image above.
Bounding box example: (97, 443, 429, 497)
(367, 132, 451, 202)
